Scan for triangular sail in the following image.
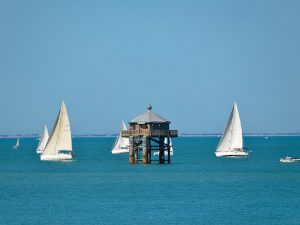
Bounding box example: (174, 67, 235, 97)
(112, 121, 129, 153)
(230, 103, 243, 149)
(13, 138, 20, 149)
(121, 121, 127, 131)
(36, 125, 49, 152)
(42, 102, 72, 156)
(216, 102, 243, 152)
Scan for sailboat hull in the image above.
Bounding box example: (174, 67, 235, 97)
(112, 149, 129, 154)
(40, 153, 74, 161)
(153, 151, 174, 156)
(215, 151, 248, 157)
(280, 157, 300, 163)
(36, 150, 43, 155)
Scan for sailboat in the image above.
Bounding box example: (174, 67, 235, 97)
(112, 121, 129, 154)
(40, 102, 75, 161)
(13, 138, 20, 149)
(36, 125, 49, 154)
(153, 138, 174, 156)
(215, 102, 248, 157)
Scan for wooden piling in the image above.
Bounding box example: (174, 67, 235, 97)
(167, 137, 171, 164)
(159, 137, 165, 164)
(147, 138, 151, 164)
(142, 136, 148, 164)
(129, 136, 134, 164)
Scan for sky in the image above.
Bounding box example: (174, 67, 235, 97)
(0, 0, 300, 135)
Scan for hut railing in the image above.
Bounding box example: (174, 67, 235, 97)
(121, 130, 178, 137)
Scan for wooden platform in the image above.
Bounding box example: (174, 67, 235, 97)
(121, 130, 178, 137)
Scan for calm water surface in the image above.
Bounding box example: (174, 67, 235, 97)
(0, 137, 300, 225)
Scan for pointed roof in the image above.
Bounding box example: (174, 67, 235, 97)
(130, 105, 170, 124)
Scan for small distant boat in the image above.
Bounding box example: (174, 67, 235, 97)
(13, 138, 20, 149)
(40, 102, 75, 161)
(112, 121, 129, 154)
(36, 125, 49, 154)
(153, 138, 174, 156)
(280, 156, 300, 163)
(215, 102, 249, 157)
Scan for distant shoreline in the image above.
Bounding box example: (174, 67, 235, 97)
(1, 133, 300, 139)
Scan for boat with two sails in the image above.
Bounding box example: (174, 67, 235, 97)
(112, 121, 129, 154)
(40, 102, 75, 161)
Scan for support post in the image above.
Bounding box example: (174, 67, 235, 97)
(159, 137, 165, 164)
(147, 138, 151, 164)
(129, 136, 134, 164)
(167, 137, 171, 164)
(134, 146, 139, 164)
(142, 136, 148, 164)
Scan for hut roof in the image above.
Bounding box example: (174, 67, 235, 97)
(130, 105, 170, 124)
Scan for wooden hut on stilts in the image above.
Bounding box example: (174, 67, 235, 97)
(122, 105, 178, 164)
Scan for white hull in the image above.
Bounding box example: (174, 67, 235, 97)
(280, 157, 300, 163)
(40, 153, 74, 161)
(153, 151, 173, 156)
(112, 149, 129, 154)
(36, 150, 43, 155)
(215, 150, 248, 157)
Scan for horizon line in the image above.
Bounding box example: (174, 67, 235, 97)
(1, 132, 300, 138)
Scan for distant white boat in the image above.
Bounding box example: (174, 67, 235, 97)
(13, 138, 20, 149)
(36, 125, 49, 154)
(280, 156, 300, 163)
(215, 102, 248, 157)
(112, 121, 129, 154)
(153, 138, 174, 156)
(40, 102, 75, 161)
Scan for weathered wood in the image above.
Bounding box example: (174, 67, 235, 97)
(159, 137, 165, 164)
(121, 130, 178, 138)
(147, 138, 151, 164)
(129, 137, 134, 164)
(166, 137, 171, 164)
(142, 136, 148, 164)
(134, 146, 139, 164)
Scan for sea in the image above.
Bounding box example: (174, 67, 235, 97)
(0, 136, 300, 225)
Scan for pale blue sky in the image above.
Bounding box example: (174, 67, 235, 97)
(0, 0, 299, 134)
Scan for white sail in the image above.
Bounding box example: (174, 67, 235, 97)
(216, 102, 246, 156)
(13, 138, 20, 149)
(165, 137, 174, 155)
(230, 103, 243, 149)
(42, 102, 72, 157)
(36, 125, 49, 153)
(112, 121, 129, 154)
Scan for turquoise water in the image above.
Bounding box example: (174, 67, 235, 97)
(0, 137, 300, 225)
